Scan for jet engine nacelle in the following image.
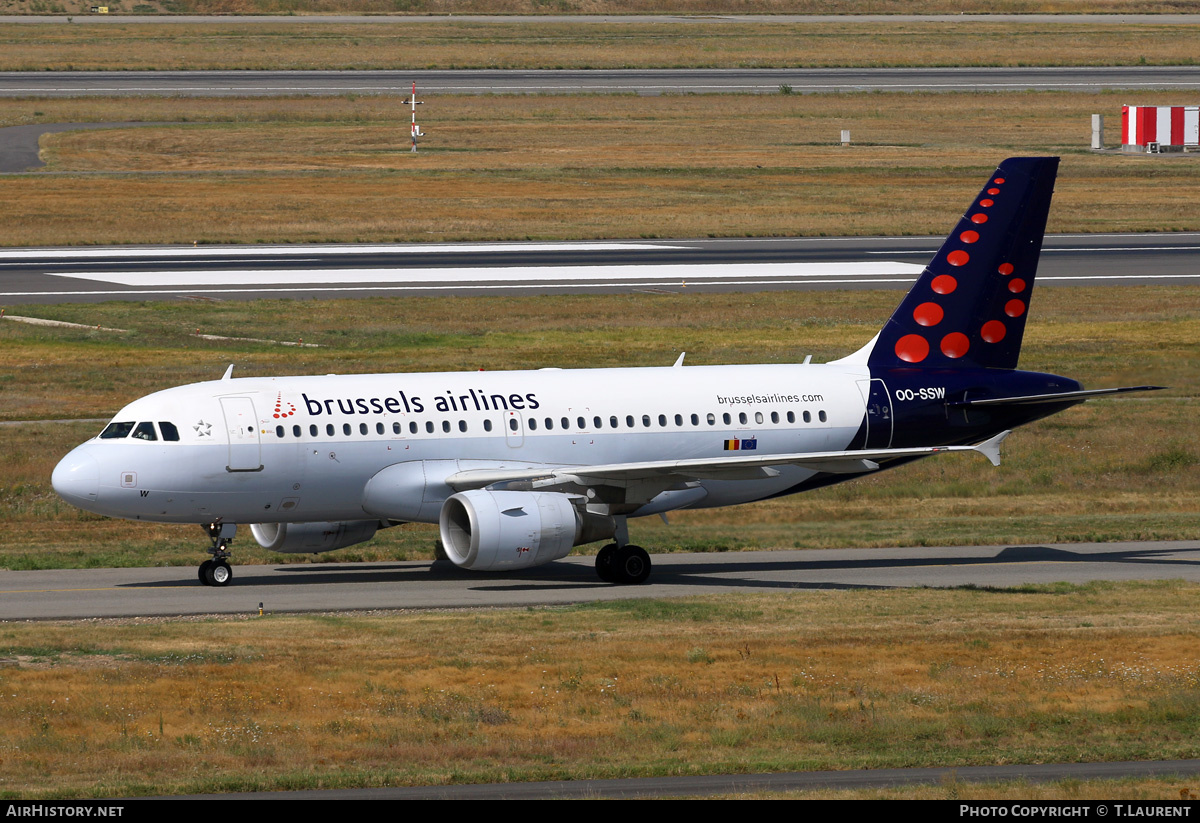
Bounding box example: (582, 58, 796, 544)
(439, 490, 615, 572)
(250, 520, 379, 554)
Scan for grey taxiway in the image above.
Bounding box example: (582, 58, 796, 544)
(3, 541, 1197, 621)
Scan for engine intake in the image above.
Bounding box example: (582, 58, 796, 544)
(439, 490, 614, 571)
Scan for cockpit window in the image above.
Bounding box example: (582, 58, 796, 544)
(131, 422, 158, 441)
(99, 421, 135, 440)
(159, 422, 180, 442)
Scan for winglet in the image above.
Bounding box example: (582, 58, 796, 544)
(973, 430, 1011, 467)
(673, 352, 686, 368)
(221, 364, 234, 381)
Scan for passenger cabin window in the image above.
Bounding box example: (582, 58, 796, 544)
(100, 421, 135, 440)
(131, 422, 157, 441)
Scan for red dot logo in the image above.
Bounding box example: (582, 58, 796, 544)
(971, 213, 989, 224)
(979, 198, 994, 207)
(273, 392, 296, 418)
(998, 263, 1014, 275)
(993, 178, 1005, 184)
(1005, 299, 1025, 317)
(1009, 278, 1027, 293)
(895, 334, 930, 363)
(913, 302, 944, 327)
(981, 320, 1007, 343)
(987, 188, 1000, 196)
(940, 333, 970, 359)
(946, 250, 970, 267)
(959, 230, 979, 244)
(931, 275, 957, 295)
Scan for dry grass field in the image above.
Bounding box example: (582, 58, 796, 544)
(2, 584, 1200, 798)
(4, 91, 1200, 247)
(3, 0, 1197, 18)
(1, 18, 1196, 71)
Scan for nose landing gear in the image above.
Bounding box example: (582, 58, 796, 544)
(199, 520, 236, 587)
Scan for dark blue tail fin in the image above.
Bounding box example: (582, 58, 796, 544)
(868, 157, 1059, 371)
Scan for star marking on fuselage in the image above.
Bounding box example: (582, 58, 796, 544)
(194, 420, 213, 438)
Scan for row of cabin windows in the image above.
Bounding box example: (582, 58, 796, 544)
(271, 409, 829, 440)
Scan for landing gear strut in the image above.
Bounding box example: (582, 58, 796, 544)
(595, 543, 652, 585)
(199, 520, 235, 587)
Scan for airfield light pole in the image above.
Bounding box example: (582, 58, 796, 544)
(405, 81, 424, 152)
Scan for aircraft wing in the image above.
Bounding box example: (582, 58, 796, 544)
(445, 431, 1011, 491)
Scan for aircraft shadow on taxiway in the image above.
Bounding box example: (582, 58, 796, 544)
(117, 544, 1200, 592)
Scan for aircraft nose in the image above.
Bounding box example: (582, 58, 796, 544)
(52, 447, 100, 508)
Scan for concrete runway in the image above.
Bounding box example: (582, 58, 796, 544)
(2, 234, 1198, 304)
(3, 541, 1198, 621)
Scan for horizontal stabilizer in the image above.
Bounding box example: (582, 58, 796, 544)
(948, 385, 1166, 408)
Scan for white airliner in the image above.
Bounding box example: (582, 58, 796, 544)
(52, 157, 1160, 587)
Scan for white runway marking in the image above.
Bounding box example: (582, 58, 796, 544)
(49, 261, 925, 288)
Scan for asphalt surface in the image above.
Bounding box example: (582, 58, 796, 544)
(1, 233, 1196, 303)
(2, 66, 1199, 97)
(197, 759, 1200, 798)
(3, 540, 1198, 621)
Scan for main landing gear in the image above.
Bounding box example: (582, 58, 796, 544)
(595, 543, 652, 585)
(199, 520, 235, 587)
